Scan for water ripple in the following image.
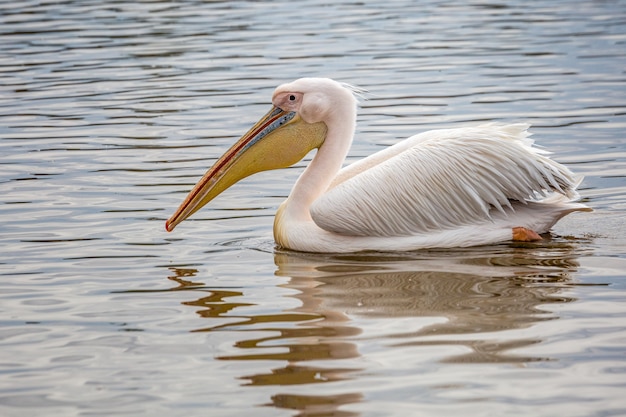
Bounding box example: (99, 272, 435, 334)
(1, 0, 625, 416)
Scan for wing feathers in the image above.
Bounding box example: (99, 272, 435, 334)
(310, 124, 579, 237)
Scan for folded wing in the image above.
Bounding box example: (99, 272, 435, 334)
(310, 124, 580, 237)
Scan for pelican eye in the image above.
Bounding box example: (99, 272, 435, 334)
(289, 94, 296, 101)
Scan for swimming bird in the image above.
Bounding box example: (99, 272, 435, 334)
(165, 78, 590, 253)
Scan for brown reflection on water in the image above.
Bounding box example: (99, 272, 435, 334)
(176, 240, 585, 416)
(268, 392, 363, 417)
(275, 242, 583, 364)
(184, 271, 362, 387)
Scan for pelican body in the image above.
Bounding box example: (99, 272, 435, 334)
(166, 78, 590, 253)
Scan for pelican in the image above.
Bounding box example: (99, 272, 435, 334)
(166, 78, 590, 253)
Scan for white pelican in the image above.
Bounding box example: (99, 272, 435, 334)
(166, 78, 591, 253)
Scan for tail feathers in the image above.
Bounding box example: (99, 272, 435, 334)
(498, 189, 591, 235)
(526, 192, 591, 233)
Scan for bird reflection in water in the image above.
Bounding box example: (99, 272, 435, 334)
(169, 239, 586, 416)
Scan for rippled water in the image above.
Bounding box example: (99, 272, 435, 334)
(1, 1, 625, 416)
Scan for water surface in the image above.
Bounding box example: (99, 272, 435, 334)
(1, 1, 625, 416)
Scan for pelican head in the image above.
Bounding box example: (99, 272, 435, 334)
(165, 79, 336, 232)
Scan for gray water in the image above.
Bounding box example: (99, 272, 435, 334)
(1, 1, 626, 416)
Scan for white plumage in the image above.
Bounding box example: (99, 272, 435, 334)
(312, 123, 577, 237)
(166, 78, 590, 253)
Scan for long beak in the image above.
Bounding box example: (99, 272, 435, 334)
(165, 106, 327, 232)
